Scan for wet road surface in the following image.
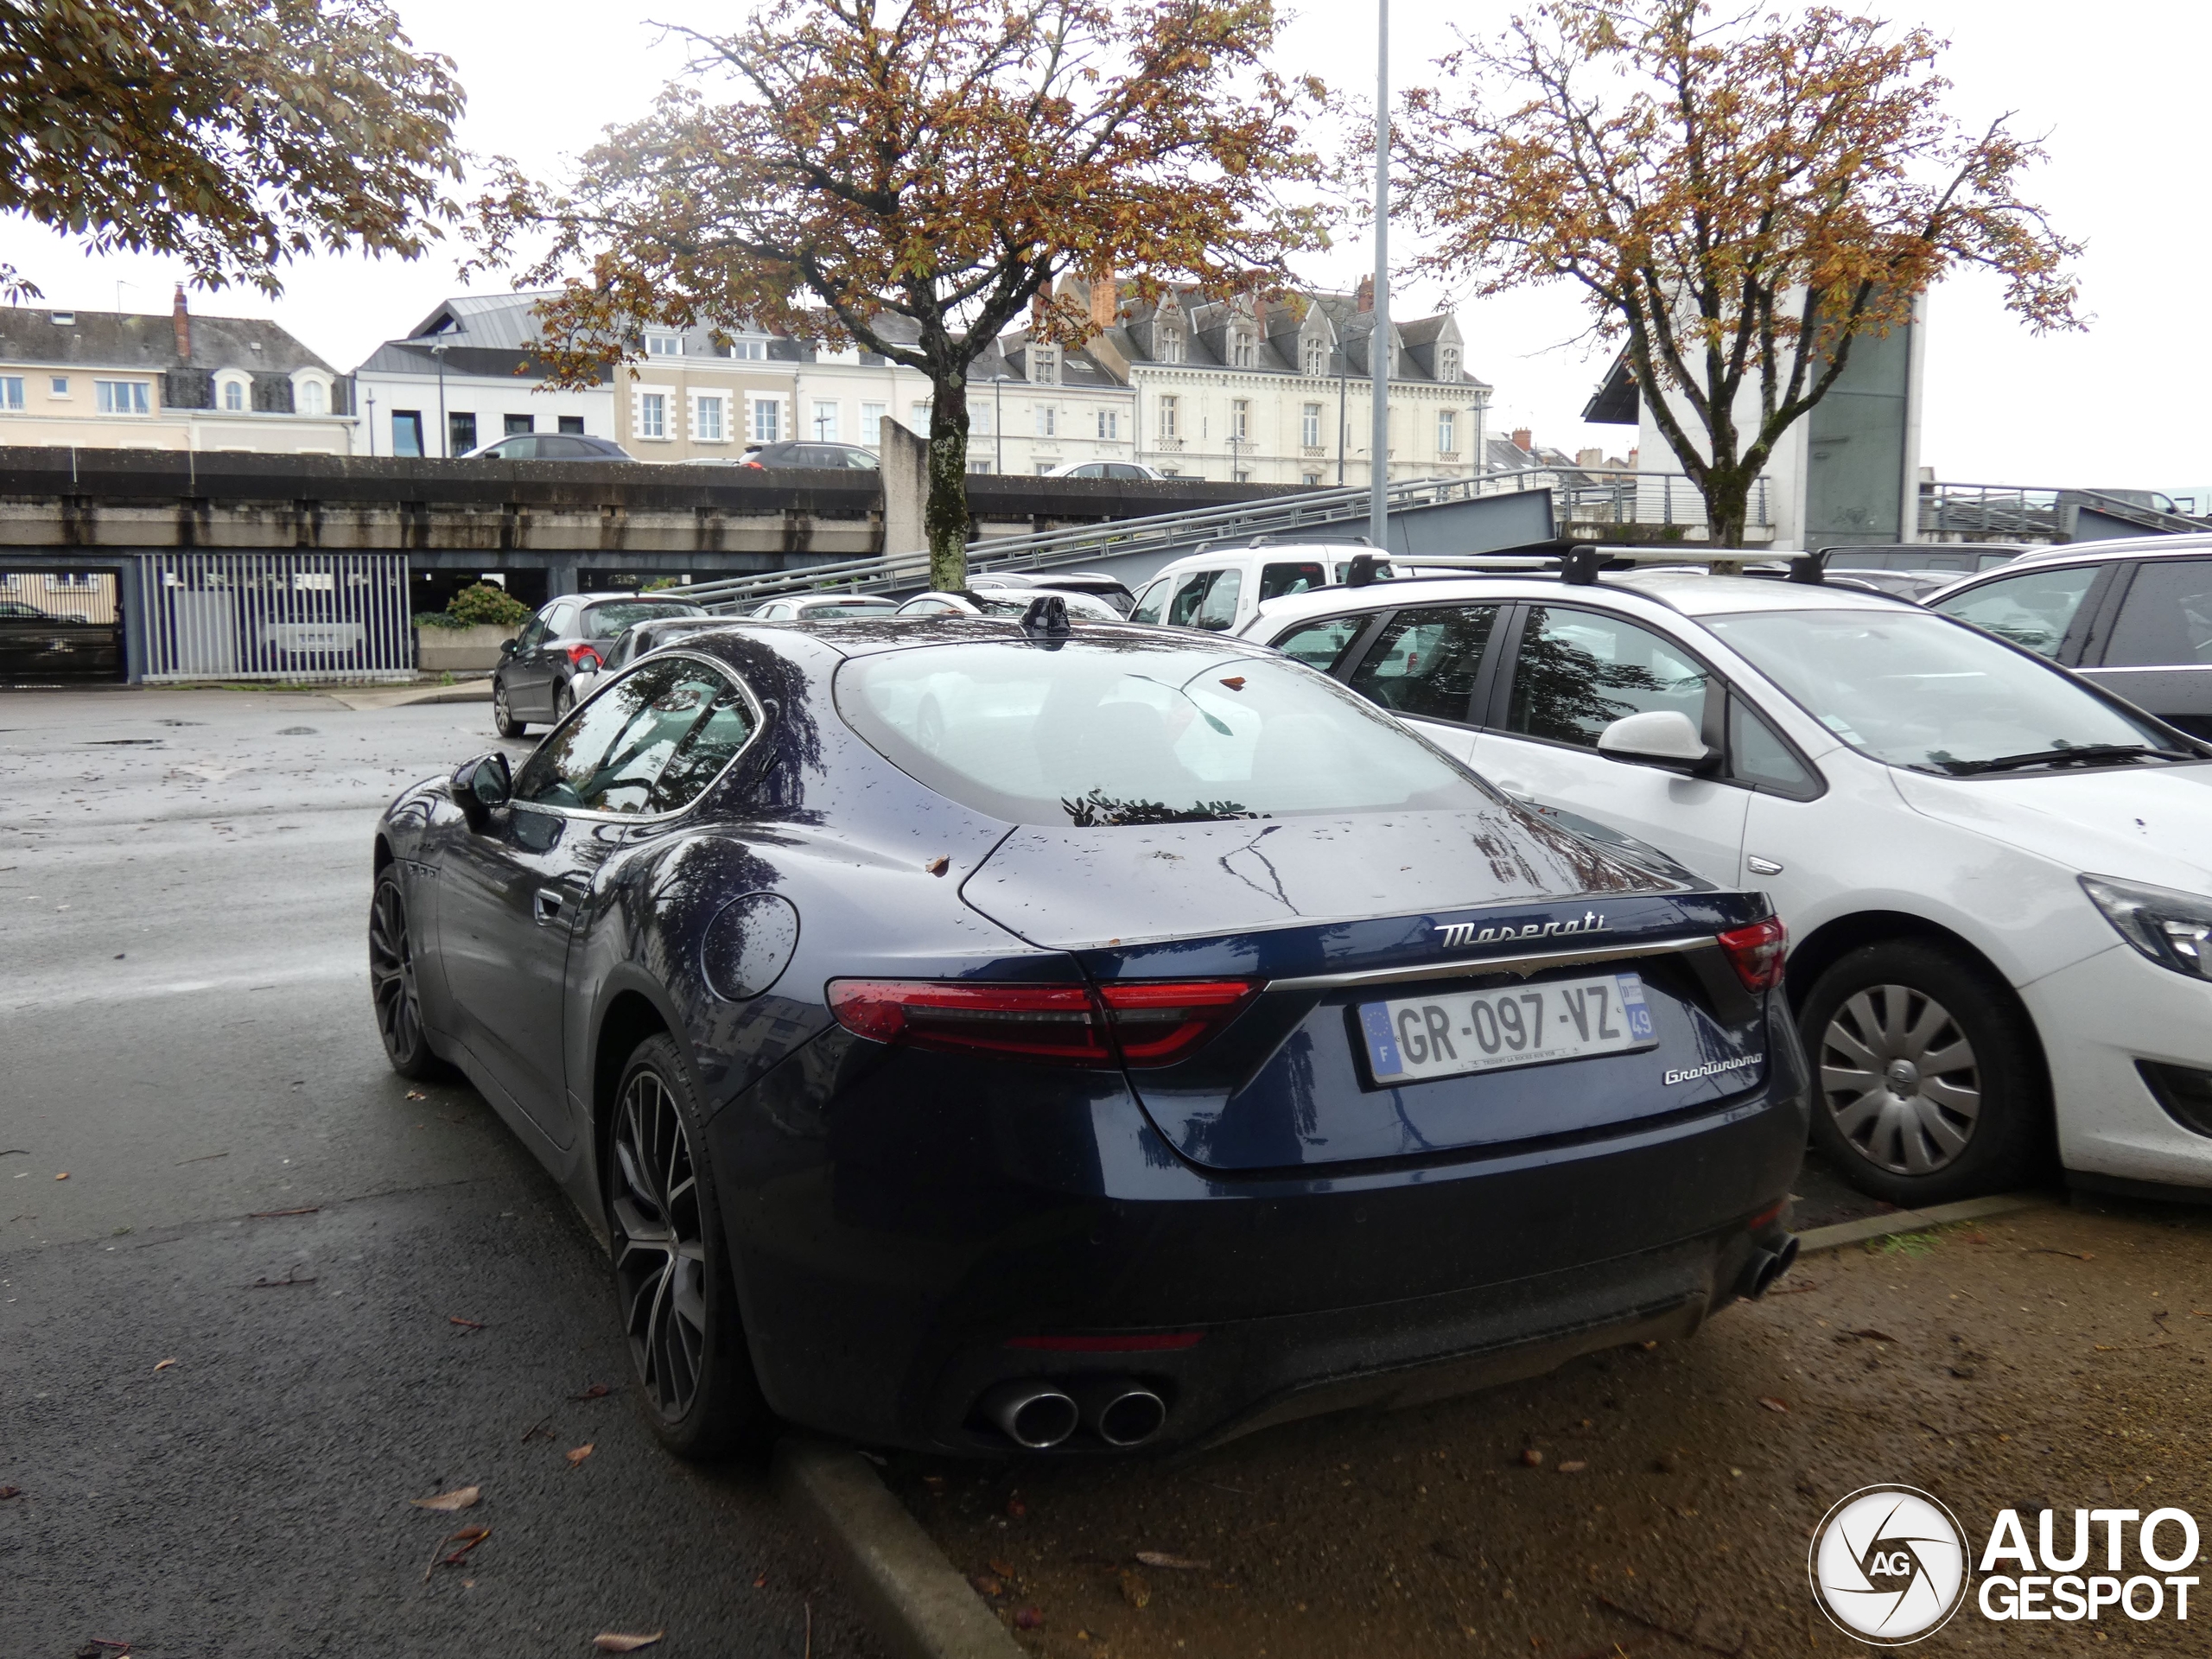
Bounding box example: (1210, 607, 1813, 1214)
(0, 688, 876, 1658)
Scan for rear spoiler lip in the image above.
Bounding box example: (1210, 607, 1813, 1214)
(1268, 933, 1717, 993)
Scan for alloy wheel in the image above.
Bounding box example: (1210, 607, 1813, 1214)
(611, 1069, 709, 1422)
(1817, 983, 1981, 1175)
(368, 879, 423, 1062)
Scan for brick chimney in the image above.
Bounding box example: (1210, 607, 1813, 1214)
(172, 284, 191, 360)
(1088, 269, 1117, 334)
(1511, 427, 1533, 452)
(1355, 275, 1373, 314)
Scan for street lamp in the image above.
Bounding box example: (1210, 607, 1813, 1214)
(1369, 0, 1390, 550)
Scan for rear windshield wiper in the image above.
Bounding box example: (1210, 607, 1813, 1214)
(1938, 742, 2197, 776)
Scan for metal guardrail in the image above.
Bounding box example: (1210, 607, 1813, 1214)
(1920, 481, 2212, 540)
(678, 467, 1771, 609)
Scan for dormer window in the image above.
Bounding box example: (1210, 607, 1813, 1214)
(223, 379, 245, 411)
(1304, 336, 1327, 376)
(297, 378, 327, 416)
(645, 334, 682, 357)
(1439, 346, 1460, 383)
(1157, 318, 1185, 365)
(1032, 344, 1059, 385)
(1230, 329, 1256, 369)
(726, 337, 767, 360)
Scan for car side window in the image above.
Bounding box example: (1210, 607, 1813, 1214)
(1726, 696, 1816, 795)
(1929, 564, 2098, 658)
(1270, 614, 1368, 672)
(1164, 569, 1223, 628)
(513, 614, 550, 652)
(1504, 606, 1712, 748)
(512, 658, 740, 815)
(1191, 569, 1243, 631)
(1260, 561, 1327, 601)
(1346, 605, 1500, 723)
(2099, 561, 2212, 667)
(1128, 579, 1170, 626)
(544, 603, 579, 640)
(648, 677, 759, 812)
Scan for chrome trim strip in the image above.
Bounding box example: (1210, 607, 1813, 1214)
(1270, 934, 1716, 993)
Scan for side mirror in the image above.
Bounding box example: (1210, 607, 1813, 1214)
(499, 636, 519, 658)
(1596, 709, 1717, 775)
(452, 751, 512, 831)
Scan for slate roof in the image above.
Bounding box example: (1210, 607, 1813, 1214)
(0, 304, 335, 374)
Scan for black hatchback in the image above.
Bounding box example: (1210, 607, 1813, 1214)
(372, 617, 1806, 1458)
(492, 593, 708, 736)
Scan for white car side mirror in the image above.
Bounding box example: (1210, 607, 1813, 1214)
(1596, 709, 1715, 773)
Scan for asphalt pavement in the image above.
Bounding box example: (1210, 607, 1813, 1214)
(0, 688, 878, 1659)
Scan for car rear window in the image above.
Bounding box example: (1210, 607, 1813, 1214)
(585, 600, 708, 638)
(835, 637, 1491, 825)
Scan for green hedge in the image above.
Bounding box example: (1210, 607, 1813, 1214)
(414, 583, 533, 631)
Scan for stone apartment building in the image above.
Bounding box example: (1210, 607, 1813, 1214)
(0, 289, 353, 454)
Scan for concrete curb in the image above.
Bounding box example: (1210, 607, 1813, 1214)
(1794, 1190, 2052, 1255)
(773, 1437, 1027, 1659)
(327, 681, 492, 710)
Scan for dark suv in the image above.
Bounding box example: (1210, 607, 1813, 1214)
(493, 593, 709, 736)
(737, 442, 880, 471)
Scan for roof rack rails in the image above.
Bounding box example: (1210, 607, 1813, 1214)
(1389, 547, 1830, 587)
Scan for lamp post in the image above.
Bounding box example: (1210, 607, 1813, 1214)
(1368, 0, 1390, 550)
(430, 341, 449, 458)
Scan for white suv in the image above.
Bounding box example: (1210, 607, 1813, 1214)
(1237, 568, 2212, 1205)
(1128, 543, 1388, 632)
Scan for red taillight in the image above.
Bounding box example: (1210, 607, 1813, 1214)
(1717, 917, 1788, 992)
(567, 644, 602, 671)
(825, 977, 1257, 1067)
(1096, 979, 1259, 1066)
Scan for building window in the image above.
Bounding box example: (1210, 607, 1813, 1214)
(861, 402, 886, 446)
(751, 397, 780, 443)
(1300, 403, 1322, 448)
(96, 379, 149, 415)
(1230, 329, 1255, 369)
(1305, 337, 1326, 376)
(646, 334, 682, 357)
(221, 378, 245, 412)
(1440, 346, 1459, 383)
(298, 379, 327, 416)
(0, 377, 21, 410)
(1096, 409, 1117, 441)
(969, 461, 991, 474)
(49, 376, 67, 396)
(448, 411, 477, 454)
(1157, 394, 1178, 437)
(1035, 462, 1055, 475)
(726, 337, 767, 360)
(1438, 410, 1457, 452)
(1033, 345, 1058, 385)
(1157, 320, 1184, 364)
(1230, 399, 1250, 441)
(558, 416, 585, 435)
(391, 410, 424, 456)
(504, 413, 533, 436)
(810, 400, 839, 442)
(910, 400, 932, 434)
(695, 394, 727, 442)
(639, 394, 667, 441)
(1034, 404, 1056, 437)
(1303, 471, 1322, 486)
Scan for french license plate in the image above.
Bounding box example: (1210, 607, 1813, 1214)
(1357, 973, 1656, 1085)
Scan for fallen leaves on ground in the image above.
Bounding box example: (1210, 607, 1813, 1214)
(566, 1443, 594, 1468)
(593, 1633, 664, 1653)
(0, 1486, 20, 1499)
(1005, 1495, 1027, 1518)
(1120, 1572, 1151, 1609)
(988, 1557, 1016, 1577)
(1557, 1460, 1589, 1474)
(970, 1573, 1005, 1597)
(1012, 1605, 1044, 1630)
(570, 1382, 613, 1401)
(1520, 1448, 1544, 1466)
(54, 1173, 67, 1180)
(152, 1358, 176, 1372)
(1134, 1552, 1210, 1571)
(1755, 1396, 1789, 1413)
(410, 1485, 480, 1512)
(423, 1525, 490, 1580)
(448, 1315, 486, 1332)
(405, 1090, 426, 1101)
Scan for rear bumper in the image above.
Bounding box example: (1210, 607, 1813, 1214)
(712, 1008, 1808, 1455)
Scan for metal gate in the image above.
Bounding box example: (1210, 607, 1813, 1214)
(1, 568, 124, 683)
(140, 552, 413, 682)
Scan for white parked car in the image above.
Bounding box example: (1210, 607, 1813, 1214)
(1128, 543, 1389, 632)
(1236, 567, 2212, 1205)
(894, 587, 1123, 620)
(1041, 459, 1169, 480)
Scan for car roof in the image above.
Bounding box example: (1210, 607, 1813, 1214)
(2005, 532, 2212, 567)
(1145, 543, 1370, 578)
(1249, 566, 1909, 629)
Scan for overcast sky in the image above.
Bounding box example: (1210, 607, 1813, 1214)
(5, 1, 2204, 489)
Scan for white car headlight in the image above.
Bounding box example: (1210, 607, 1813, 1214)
(2081, 874, 2212, 981)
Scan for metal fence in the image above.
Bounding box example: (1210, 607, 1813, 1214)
(139, 551, 414, 682)
(1919, 481, 2212, 542)
(2, 568, 124, 683)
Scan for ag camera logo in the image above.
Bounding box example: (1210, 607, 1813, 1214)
(1808, 1484, 1970, 1644)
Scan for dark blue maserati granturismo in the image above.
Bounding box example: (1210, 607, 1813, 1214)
(369, 608, 1805, 1459)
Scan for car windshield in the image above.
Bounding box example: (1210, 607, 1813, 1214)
(798, 600, 896, 618)
(1703, 609, 2187, 775)
(836, 636, 1492, 824)
(584, 600, 708, 638)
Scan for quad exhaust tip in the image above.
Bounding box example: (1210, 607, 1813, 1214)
(1074, 1378, 1167, 1448)
(980, 1380, 1080, 1449)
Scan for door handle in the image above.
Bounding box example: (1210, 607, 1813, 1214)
(1494, 779, 1535, 802)
(532, 888, 565, 924)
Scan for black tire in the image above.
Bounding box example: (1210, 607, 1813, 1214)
(368, 868, 445, 1080)
(492, 676, 525, 739)
(552, 679, 575, 724)
(1799, 939, 2049, 1206)
(607, 1033, 772, 1460)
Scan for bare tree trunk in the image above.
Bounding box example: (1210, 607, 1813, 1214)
(1700, 465, 1753, 550)
(925, 374, 971, 593)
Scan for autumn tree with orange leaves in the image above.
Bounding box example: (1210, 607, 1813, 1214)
(472, 0, 1325, 589)
(1396, 0, 2082, 547)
